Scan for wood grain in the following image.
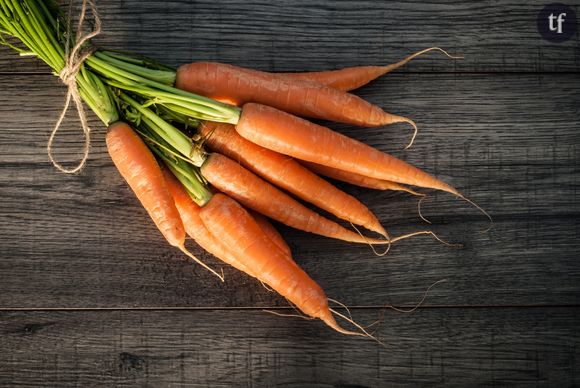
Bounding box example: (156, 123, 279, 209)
(1, 1, 579, 384)
(0, 308, 578, 387)
(1, 0, 578, 74)
(1, 73, 578, 308)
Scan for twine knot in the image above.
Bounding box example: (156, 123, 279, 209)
(48, 0, 101, 174)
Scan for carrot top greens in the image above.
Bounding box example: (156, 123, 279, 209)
(0, 0, 241, 125)
(0, 0, 223, 204)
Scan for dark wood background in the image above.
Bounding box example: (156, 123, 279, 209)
(1, 1, 579, 386)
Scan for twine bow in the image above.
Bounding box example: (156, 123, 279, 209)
(47, 0, 101, 173)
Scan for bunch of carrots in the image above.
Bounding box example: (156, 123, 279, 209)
(1, 0, 488, 341)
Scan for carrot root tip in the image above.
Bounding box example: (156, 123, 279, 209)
(262, 309, 315, 321)
(178, 245, 225, 282)
(328, 307, 387, 348)
(403, 118, 418, 149)
(417, 195, 433, 224)
(457, 194, 493, 233)
(390, 230, 462, 248)
(349, 222, 392, 257)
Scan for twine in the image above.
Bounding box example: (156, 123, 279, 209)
(47, 0, 101, 173)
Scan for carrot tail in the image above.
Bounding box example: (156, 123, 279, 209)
(177, 243, 225, 282)
(279, 47, 462, 92)
(379, 47, 463, 78)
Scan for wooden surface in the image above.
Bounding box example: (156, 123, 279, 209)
(1, 0, 579, 386)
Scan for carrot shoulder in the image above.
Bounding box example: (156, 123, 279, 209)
(235, 104, 459, 196)
(200, 152, 387, 245)
(199, 121, 386, 236)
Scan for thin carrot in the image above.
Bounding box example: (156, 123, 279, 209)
(200, 152, 388, 245)
(236, 103, 456, 193)
(279, 47, 460, 91)
(236, 104, 491, 225)
(199, 121, 387, 236)
(250, 211, 292, 259)
(176, 62, 418, 145)
(106, 122, 223, 280)
(199, 193, 366, 336)
(301, 160, 423, 196)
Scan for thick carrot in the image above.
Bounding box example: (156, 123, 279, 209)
(236, 103, 458, 195)
(199, 122, 386, 236)
(198, 193, 360, 335)
(176, 62, 416, 133)
(161, 166, 256, 276)
(106, 122, 223, 280)
(250, 211, 292, 259)
(279, 47, 459, 91)
(200, 153, 387, 245)
(301, 160, 422, 196)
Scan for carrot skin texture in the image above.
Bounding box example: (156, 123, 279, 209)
(106, 122, 185, 247)
(200, 122, 385, 236)
(250, 211, 292, 258)
(302, 160, 421, 195)
(176, 62, 409, 128)
(236, 104, 458, 195)
(280, 65, 387, 91)
(200, 153, 387, 244)
(278, 47, 454, 91)
(199, 193, 339, 327)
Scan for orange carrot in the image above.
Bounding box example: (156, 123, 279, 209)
(200, 152, 387, 245)
(199, 193, 364, 335)
(279, 47, 459, 91)
(106, 122, 223, 280)
(176, 62, 417, 137)
(301, 160, 422, 196)
(250, 211, 292, 259)
(161, 166, 256, 276)
(199, 121, 386, 236)
(236, 103, 458, 194)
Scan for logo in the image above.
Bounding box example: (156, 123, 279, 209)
(537, 3, 577, 43)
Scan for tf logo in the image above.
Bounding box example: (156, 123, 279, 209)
(537, 3, 577, 43)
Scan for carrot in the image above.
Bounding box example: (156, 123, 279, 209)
(199, 193, 367, 336)
(235, 103, 457, 193)
(176, 62, 418, 145)
(200, 152, 387, 245)
(250, 211, 292, 259)
(236, 104, 491, 226)
(106, 122, 223, 280)
(199, 121, 386, 236)
(161, 165, 257, 276)
(279, 47, 460, 91)
(301, 160, 422, 196)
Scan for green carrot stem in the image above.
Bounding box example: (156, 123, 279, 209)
(93, 50, 176, 85)
(117, 92, 208, 167)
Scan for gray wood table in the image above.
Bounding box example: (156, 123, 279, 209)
(1, 1, 579, 386)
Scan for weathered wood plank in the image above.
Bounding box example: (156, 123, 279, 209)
(0, 307, 578, 387)
(1, 0, 578, 74)
(1, 72, 578, 308)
